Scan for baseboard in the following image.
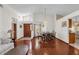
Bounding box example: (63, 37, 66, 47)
(56, 38, 79, 50)
(56, 38, 68, 44)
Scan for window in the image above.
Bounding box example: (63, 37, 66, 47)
(23, 15, 33, 22)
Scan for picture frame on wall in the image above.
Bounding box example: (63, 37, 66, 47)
(20, 25, 22, 28)
(62, 21, 67, 27)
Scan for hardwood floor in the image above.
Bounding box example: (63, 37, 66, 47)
(5, 45, 28, 55)
(5, 37, 79, 55)
(14, 37, 79, 55)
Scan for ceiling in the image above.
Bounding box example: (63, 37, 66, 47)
(8, 4, 79, 16)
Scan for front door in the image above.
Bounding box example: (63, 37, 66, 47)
(24, 24, 31, 37)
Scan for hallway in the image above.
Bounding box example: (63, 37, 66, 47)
(1, 4, 79, 55)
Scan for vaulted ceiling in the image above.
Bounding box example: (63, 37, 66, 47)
(8, 4, 79, 16)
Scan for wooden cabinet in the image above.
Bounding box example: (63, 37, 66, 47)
(69, 33, 75, 43)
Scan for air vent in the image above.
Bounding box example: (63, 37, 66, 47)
(0, 4, 3, 8)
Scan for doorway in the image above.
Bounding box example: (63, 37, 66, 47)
(13, 23, 17, 40)
(12, 23, 17, 47)
(24, 24, 31, 37)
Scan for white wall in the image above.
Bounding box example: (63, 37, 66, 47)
(0, 5, 18, 39)
(33, 13, 56, 34)
(45, 15, 56, 32)
(56, 10, 79, 43)
(16, 21, 23, 39)
(0, 7, 2, 38)
(56, 18, 69, 43)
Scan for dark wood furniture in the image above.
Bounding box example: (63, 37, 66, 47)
(41, 32, 56, 42)
(69, 33, 75, 43)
